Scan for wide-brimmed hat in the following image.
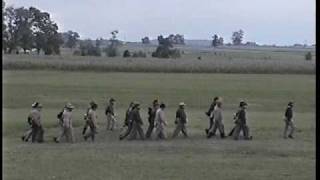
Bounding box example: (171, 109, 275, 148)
(288, 102, 294, 107)
(160, 103, 166, 108)
(133, 101, 140, 108)
(153, 99, 159, 105)
(179, 102, 186, 106)
(65, 103, 74, 109)
(90, 101, 98, 108)
(213, 96, 219, 101)
(32, 102, 42, 108)
(109, 98, 115, 102)
(239, 101, 248, 107)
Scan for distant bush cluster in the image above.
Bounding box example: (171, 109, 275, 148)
(151, 35, 181, 58)
(305, 52, 312, 61)
(123, 50, 146, 58)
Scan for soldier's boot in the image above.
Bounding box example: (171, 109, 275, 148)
(21, 136, 25, 141)
(288, 135, 294, 139)
(220, 132, 226, 139)
(83, 135, 88, 141)
(205, 129, 209, 135)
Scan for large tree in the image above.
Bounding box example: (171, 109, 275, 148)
(3, 5, 63, 54)
(231, 29, 244, 45)
(62, 30, 80, 49)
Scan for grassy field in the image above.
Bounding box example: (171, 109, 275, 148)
(2, 70, 315, 180)
(2, 45, 315, 74)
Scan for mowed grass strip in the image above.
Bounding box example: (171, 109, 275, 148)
(3, 70, 315, 180)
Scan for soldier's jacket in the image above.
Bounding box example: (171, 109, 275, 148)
(213, 106, 223, 122)
(155, 108, 166, 128)
(236, 109, 246, 124)
(105, 104, 114, 116)
(28, 109, 42, 127)
(124, 107, 132, 125)
(131, 109, 143, 125)
(206, 102, 216, 117)
(62, 110, 73, 128)
(87, 109, 97, 126)
(176, 108, 187, 124)
(148, 107, 158, 124)
(285, 107, 293, 121)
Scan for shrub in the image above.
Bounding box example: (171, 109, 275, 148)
(123, 50, 131, 57)
(305, 52, 312, 61)
(132, 51, 146, 58)
(73, 50, 81, 56)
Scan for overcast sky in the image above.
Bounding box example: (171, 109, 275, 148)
(5, 0, 315, 45)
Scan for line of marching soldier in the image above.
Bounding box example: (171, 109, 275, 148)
(21, 98, 296, 143)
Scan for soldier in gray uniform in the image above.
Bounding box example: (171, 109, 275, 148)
(119, 102, 134, 140)
(54, 103, 75, 143)
(106, 98, 116, 131)
(283, 102, 295, 139)
(145, 99, 160, 139)
(233, 101, 252, 140)
(82, 101, 95, 135)
(29, 102, 44, 143)
(205, 97, 219, 135)
(154, 103, 168, 140)
(84, 102, 98, 142)
(207, 101, 225, 138)
(128, 102, 145, 140)
(172, 102, 188, 138)
(21, 102, 39, 142)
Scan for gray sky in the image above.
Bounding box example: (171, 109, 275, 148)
(5, 0, 315, 45)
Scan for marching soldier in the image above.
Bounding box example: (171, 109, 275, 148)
(119, 102, 134, 140)
(106, 98, 116, 131)
(172, 102, 188, 138)
(145, 99, 160, 139)
(54, 103, 75, 143)
(82, 101, 95, 135)
(283, 102, 295, 139)
(21, 102, 38, 142)
(84, 101, 98, 142)
(205, 97, 220, 135)
(233, 101, 252, 140)
(154, 103, 168, 140)
(128, 102, 145, 140)
(28, 102, 44, 143)
(228, 109, 240, 136)
(207, 101, 225, 138)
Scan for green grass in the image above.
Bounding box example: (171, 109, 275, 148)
(3, 70, 315, 180)
(2, 45, 316, 74)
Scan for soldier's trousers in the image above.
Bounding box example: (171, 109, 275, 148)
(145, 122, 154, 138)
(119, 123, 133, 140)
(106, 114, 115, 130)
(210, 120, 225, 137)
(228, 126, 236, 136)
(172, 123, 188, 138)
(283, 120, 295, 137)
(207, 118, 214, 130)
(84, 124, 97, 141)
(155, 126, 166, 140)
(233, 123, 250, 140)
(128, 122, 145, 140)
(23, 127, 33, 141)
(82, 121, 89, 135)
(32, 125, 44, 143)
(56, 127, 74, 143)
